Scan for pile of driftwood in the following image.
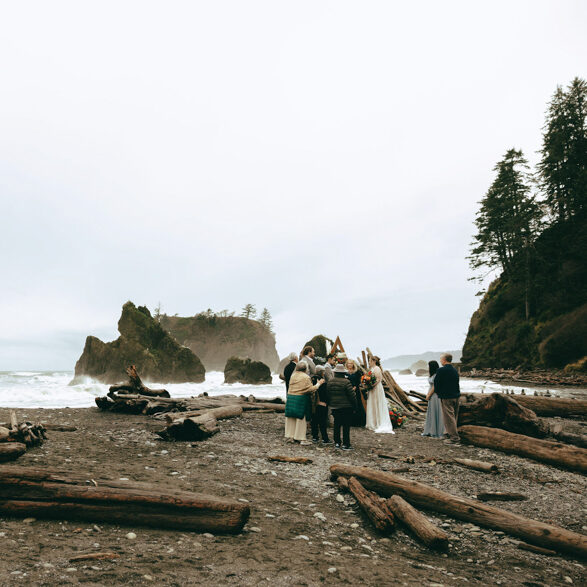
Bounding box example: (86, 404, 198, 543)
(331, 464, 587, 558)
(0, 411, 46, 462)
(0, 466, 250, 533)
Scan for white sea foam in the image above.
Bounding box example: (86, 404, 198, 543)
(0, 370, 581, 409)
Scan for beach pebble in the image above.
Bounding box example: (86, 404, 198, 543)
(564, 578, 573, 584)
(203, 533, 214, 539)
(23, 518, 36, 524)
(238, 498, 249, 503)
(265, 514, 275, 518)
(350, 523, 359, 529)
(249, 527, 261, 533)
(91, 566, 101, 571)
(340, 546, 352, 551)
(126, 532, 137, 540)
(328, 567, 337, 574)
(42, 563, 54, 568)
(313, 512, 326, 522)
(293, 535, 309, 541)
(336, 495, 345, 502)
(66, 568, 77, 572)
(143, 574, 154, 581)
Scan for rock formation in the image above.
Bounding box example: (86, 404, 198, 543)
(224, 357, 272, 385)
(161, 315, 279, 372)
(72, 302, 205, 384)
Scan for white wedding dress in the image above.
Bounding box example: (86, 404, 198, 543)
(365, 366, 395, 433)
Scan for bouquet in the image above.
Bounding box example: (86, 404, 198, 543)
(388, 407, 405, 428)
(360, 371, 377, 394)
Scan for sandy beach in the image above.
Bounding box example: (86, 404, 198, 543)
(0, 405, 585, 586)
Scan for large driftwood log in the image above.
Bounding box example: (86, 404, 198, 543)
(158, 414, 220, 441)
(165, 405, 243, 424)
(0, 420, 46, 448)
(109, 365, 170, 398)
(0, 443, 27, 462)
(330, 464, 587, 558)
(459, 425, 587, 473)
(347, 476, 395, 533)
(512, 395, 587, 418)
(0, 467, 250, 533)
(268, 455, 313, 464)
(458, 393, 549, 437)
(386, 495, 448, 550)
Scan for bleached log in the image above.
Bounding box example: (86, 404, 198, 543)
(453, 458, 498, 473)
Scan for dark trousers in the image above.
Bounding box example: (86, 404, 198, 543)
(311, 405, 329, 441)
(332, 407, 353, 447)
(440, 397, 460, 440)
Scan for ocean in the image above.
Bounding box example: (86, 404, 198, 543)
(0, 370, 581, 409)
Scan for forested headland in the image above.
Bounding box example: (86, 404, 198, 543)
(462, 78, 586, 371)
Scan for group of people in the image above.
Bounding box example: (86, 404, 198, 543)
(422, 353, 461, 444)
(282, 346, 395, 450)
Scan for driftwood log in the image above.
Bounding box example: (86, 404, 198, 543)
(330, 464, 587, 558)
(458, 393, 549, 437)
(0, 467, 250, 533)
(109, 366, 170, 398)
(347, 476, 395, 533)
(453, 458, 498, 473)
(386, 495, 448, 550)
(476, 491, 527, 502)
(459, 425, 587, 473)
(158, 405, 243, 441)
(0, 443, 27, 462)
(0, 415, 46, 448)
(267, 455, 313, 464)
(512, 395, 587, 418)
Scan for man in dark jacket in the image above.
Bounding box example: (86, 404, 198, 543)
(328, 364, 357, 450)
(311, 365, 331, 444)
(434, 353, 461, 443)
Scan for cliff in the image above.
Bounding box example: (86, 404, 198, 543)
(160, 314, 280, 372)
(462, 220, 587, 371)
(72, 302, 206, 384)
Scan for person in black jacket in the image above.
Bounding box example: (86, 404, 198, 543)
(282, 353, 298, 392)
(311, 366, 331, 444)
(328, 364, 357, 450)
(433, 353, 461, 443)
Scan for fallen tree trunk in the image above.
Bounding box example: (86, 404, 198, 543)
(386, 495, 448, 550)
(330, 464, 587, 558)
(0, 443, 27, 462)
(512, 395, 587, 418)
(347, 476, 395, 533)
(458, 393, 549, 437)
(459, 425, 587, 473)
(453, 458, 499, 473)
(165, 405, 243, 424)
(0, 467, 250, 533)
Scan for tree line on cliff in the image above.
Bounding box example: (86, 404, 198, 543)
(463, 77, 586, 371)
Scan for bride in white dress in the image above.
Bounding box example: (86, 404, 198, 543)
(365, 356, 395, 433)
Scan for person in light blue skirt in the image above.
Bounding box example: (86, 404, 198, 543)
(422, 360, 445, 437)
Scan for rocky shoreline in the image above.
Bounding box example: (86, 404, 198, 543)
(459, 368, 587, 388)
(0, 406, 585, 585)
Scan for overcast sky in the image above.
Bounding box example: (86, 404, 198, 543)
(1, 1, 585, 370)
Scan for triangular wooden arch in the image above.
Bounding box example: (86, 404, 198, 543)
(330, 336, 345, 355)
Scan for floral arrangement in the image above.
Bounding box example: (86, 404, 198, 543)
(360, 371, 377, 390)
(388, 407, 405, 428)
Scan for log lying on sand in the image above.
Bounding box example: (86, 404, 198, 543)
(159, 405, 243, 441)
(386, 495, 448, 550)
(512, 395, 587, 418)
(476, 491, 527, 502)
(96, 394, 188, 415)
(0, 416, 46, 448)
(0, 466, 250, 533)
(347, 476, 395, 533)
(109, 365, 170, 398)
(453, 458, 499, 473)
(0, 443, 27, 462)
(330, 464, 587, 558)
(459, 393, 550, 437)
(268, 455, 313, 464)
(459, 425, 587, 473)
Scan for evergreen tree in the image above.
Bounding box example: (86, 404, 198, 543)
(259, 308, 274, 333)
(240, 303, 257, 319)
(469, 149, 541, 277)
(538, 77, 587, 222)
